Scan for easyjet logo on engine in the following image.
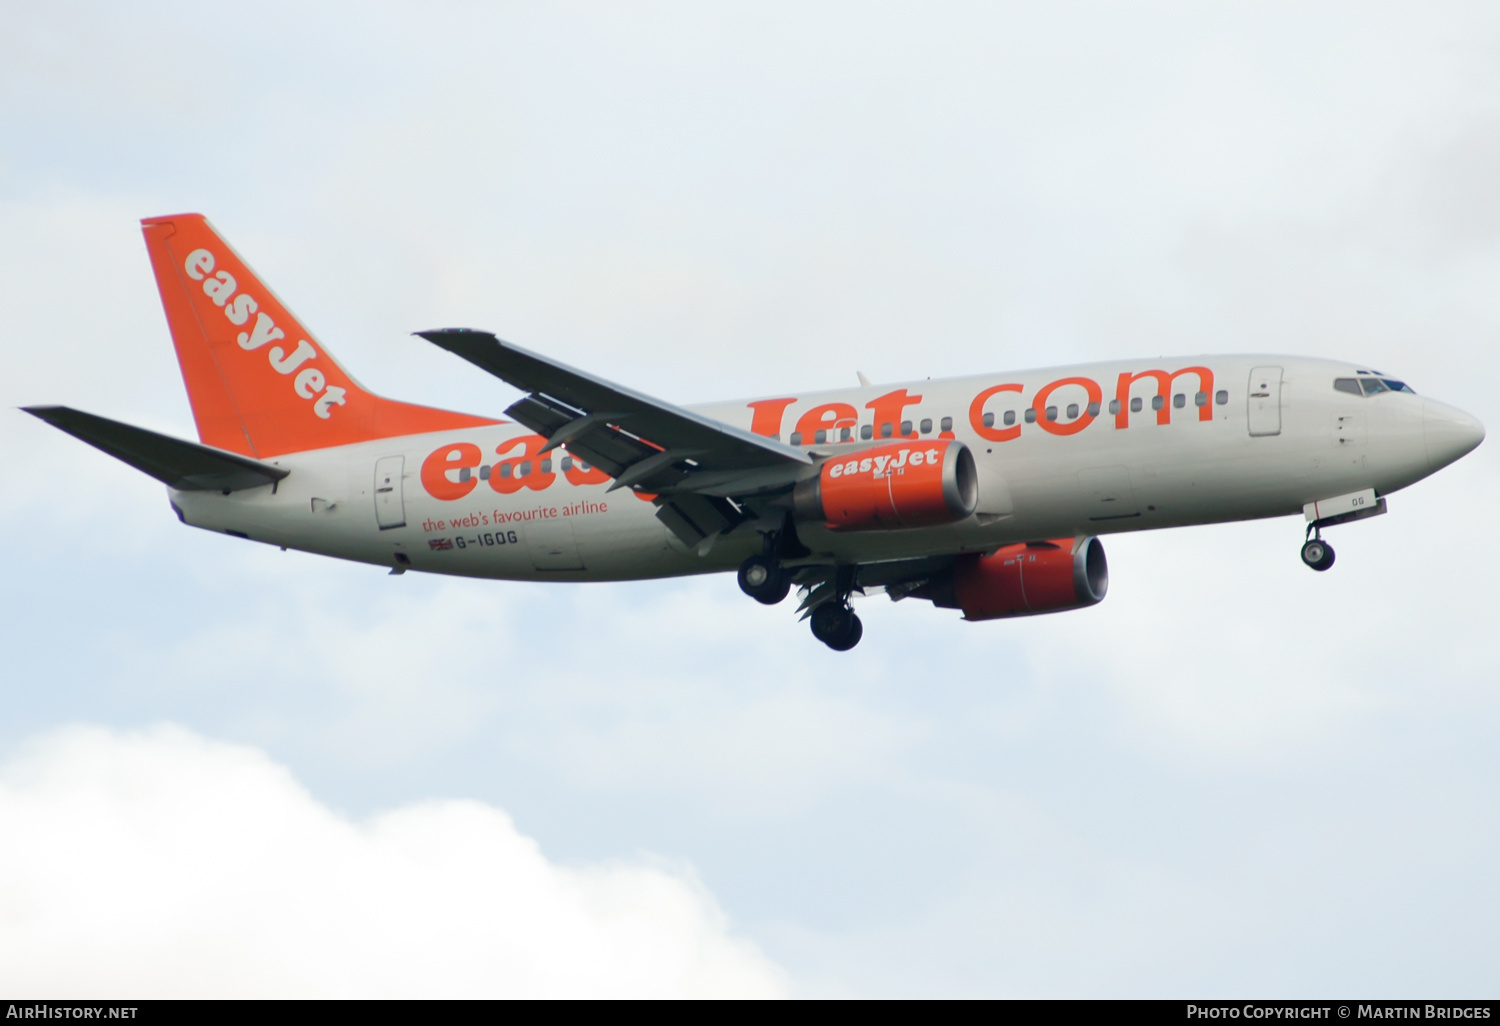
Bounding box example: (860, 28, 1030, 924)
(183, 249, 347, 420)
(827, 446, 940, 480)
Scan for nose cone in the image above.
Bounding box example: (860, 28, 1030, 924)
(1423, 399, 1485, 472)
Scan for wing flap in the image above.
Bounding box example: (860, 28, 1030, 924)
(24, 406, 289, 492)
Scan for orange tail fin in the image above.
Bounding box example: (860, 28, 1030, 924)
(142, 214, 497, 458)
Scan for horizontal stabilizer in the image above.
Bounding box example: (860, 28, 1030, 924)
(23, 406, 289, 492)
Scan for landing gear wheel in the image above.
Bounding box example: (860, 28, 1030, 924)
(810, 602, 861, 650)
(738, 555, 790, 605)
(1300, 538, 1335, 571)
(826, 613, 863, 651)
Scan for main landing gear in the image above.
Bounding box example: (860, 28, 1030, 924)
(809, 600, 863, 651)
(804, 564, 863, 651)
(1301, 525, 1336, 572)
(737, 521, 804, 605)
(735, 529, 863, 651)
(737, 553, 791, 605)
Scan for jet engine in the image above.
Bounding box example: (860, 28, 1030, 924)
(793, 440, 977, 530)
(913, 536, 1108, 620)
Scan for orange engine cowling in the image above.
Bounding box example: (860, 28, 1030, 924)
(914, 537, 1109, 620)
(793, 440, 977, 530)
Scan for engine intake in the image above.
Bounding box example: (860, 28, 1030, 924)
(916, 536, 1109, 620)
(793, 440, 977, 530)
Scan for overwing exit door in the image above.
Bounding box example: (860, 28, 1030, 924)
(1248, 366, 1283, 437)
(374, 456, 406, 529)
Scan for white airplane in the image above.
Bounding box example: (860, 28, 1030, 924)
(27, 215, 1486, 650)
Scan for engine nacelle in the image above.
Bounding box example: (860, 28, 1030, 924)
(915, 536, 1109, 620)
(793, 440, 977, 530)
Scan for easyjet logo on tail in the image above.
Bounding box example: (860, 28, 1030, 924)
(183, 249, 347, 420)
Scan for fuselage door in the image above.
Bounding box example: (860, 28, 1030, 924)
(374, 455, 406, 530)
(1247, 366, 1283, 437)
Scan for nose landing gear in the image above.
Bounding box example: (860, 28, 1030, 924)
(1299, 490, 1388, 571)
(1301, 526, 1336, 571)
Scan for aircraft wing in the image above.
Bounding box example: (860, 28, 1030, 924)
(418, 329, 815, 546)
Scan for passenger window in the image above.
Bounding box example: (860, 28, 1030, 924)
(1003, 410, 1016, 426)
(1333, 378, 1362, 396)
(499, 464, 512, 478)
(982, 412, 995, 428)
(1087, 401, 1101, 416)
(1045, 406, 1058, 421)
(479, 465, 491, 480)
(1024, 408, 1037, 423)
(900, 420, 912, 436)
(1066, 403, 1079, 419)
(519, 460, 532, 478)
(578, 460, 591, 472)
(1130, 397, 1143, 413)
(840, 427, 852, 442)
(814, 429, 827, 444)
(1108, 399, 1121, 415)
(1195, 391, 1208, 407)
(860, 424, 873, 441)
(560, 457, 573, 471)
(1359, 378, 1389, 396)
(1151, 395, 1165, 411)
(920, 418, 932, 434)
(540, 459, 552, 473)
(1215, 390, 1228, 405)
(790, 432, 803, 446)
(940, 416, 953, 433)
(880, 422, 893, 438)
(1173, 393, 1185, 409)
(458, 467, 471, 483)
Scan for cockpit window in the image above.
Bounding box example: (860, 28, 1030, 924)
(1335, 376, 1416, 397)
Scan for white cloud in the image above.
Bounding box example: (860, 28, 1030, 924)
(0, 725, 785, 998)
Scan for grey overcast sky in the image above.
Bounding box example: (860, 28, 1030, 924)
(2, 1, 1498, 997)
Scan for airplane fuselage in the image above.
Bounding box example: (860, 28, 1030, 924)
(169, 354, 1475, 582)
